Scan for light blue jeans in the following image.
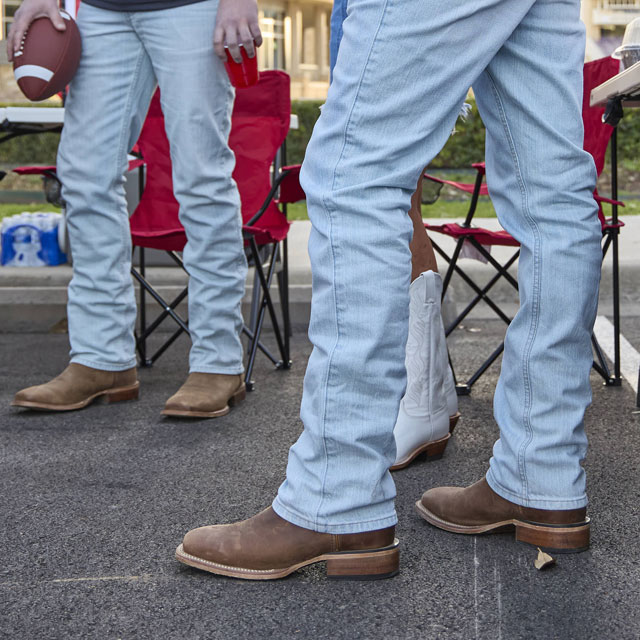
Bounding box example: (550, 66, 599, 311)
(57, 0, 246, 374)
(274, 0, 601, 533)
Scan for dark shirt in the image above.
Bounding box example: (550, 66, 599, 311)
(82, 0, 207, 12)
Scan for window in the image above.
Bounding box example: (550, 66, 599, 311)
(259, 8, 285, 71)
(1, 0, 21, 41)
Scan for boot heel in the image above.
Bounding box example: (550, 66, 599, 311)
(449, 412, 461, 433)
(424, 436, 449, 461)
(104, 384, 140, 404)
(326, 545, 400, 580)
(229, 385, 246, 407)
(515, 520, 590, 554)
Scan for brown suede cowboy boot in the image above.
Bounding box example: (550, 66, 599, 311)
(12, 363, 139, 411)
(416, 478, 590, 553)
(162, 372, 245, 418)
(176, 506, 399, 580)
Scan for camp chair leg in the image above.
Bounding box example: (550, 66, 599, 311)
(249, 240, 288, 364)
(469, 239, 519, 291)
(593, 227, 622, 387)
(611, 233, 622, 385)
(277, 237, 292, 367)
(137, 287, 188, 342)
(137, 246, 149, 366)
(467, 342, 505, 390)
(439, 237, 466, 297)
(244, 240, 290, 389)
(146, 326, 186, 366)
(437, 249, 520, 334)
(248, 273, 262, 352)
(131, 269, 189, 335)
(444, 256, 518, 335)
(242, 325, 279, 364)
(131, 267, 190, 365)
(430, 235, 520, 391)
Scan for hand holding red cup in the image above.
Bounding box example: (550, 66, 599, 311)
(224, 43, 259, 88)
(212, 0, 263, 88)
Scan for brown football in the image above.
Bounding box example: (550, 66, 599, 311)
(13, 10, 82, 102)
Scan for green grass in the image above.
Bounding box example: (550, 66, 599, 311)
(286, 197, 639, 221)
(0, 203, 60, 219)
(288, 199, 498, 221)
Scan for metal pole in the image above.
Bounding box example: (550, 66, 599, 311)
(611, 127, 621, 383)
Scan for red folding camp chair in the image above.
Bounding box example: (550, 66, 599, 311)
(424, 57, 624, 394)
(131, 70, 305, 389)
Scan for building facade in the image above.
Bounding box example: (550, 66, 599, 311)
(259, 1, 332, 99)
(581, 0, 640, 58)
(0, 0, 332, 100)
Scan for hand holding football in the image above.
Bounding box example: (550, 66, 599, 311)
(13, 10, 82, 102)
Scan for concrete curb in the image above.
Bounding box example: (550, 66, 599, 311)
(1, 218, 639, 333)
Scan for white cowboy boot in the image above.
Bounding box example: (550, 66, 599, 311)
(391, 270, 460, 471)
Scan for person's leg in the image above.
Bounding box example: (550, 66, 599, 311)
(419, 0, 599, 551)
(177, 0, 544, 579)
(329, 0, 348, 81)
(333, 1, 455, 470)
(274, 0, 537, 533)
(13, 4, 158, 411)
(409, 173, 438, 280)
(478, 0, 600, 508)
(137, 1, 247, 416)
(59, 4, 157, 371)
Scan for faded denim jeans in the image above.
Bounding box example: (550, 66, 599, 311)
(58, 0, 247, 374)
(274, 0, 601, 533)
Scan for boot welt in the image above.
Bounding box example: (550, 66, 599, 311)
(449, 412, 461, 433)
(390, 433, 451, 472)
(161, 384, 246, 419)
(11, 382, 140, 412)
(175, 539, 400, 581)
(415, 500, 591, 553)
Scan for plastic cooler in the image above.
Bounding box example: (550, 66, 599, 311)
(1, 213, 67, 266)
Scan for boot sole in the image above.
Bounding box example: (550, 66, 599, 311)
(161, 385, 246, 419)
(175, 539, 400, 581)
(11, 382, 140, 412)
(390, 433, 451, 471)
(414, 500, 590, 554)
(390, 413, 460, 472)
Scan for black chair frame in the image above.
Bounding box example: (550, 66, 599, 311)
(133, 161, 295, 391)
(426, 159, 622, 395)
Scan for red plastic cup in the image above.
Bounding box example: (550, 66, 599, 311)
(224, 44, 259, 89)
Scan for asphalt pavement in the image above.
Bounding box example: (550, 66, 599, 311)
(1, 323, 640, 640)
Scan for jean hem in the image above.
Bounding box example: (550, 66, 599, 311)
(486, 469, 588, 510)
(272, 498, 398, 534)
(189, 365, 245, 375)
(71, 357, 137, 372)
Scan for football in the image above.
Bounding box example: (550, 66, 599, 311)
(13, 10, 82, 102)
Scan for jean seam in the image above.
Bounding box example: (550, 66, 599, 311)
(330, 0, 391, 192)
(114, 33, 147, 362)
(486, 70, 542, 506)
(312, 193, 340, 529)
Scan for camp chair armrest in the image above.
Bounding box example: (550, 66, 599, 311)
(594, 194, 625, 207)
(245, 166, 296, 227)
(13, 165, 58, 178)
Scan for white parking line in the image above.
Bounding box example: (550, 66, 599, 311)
(593, 315, 640, 394)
